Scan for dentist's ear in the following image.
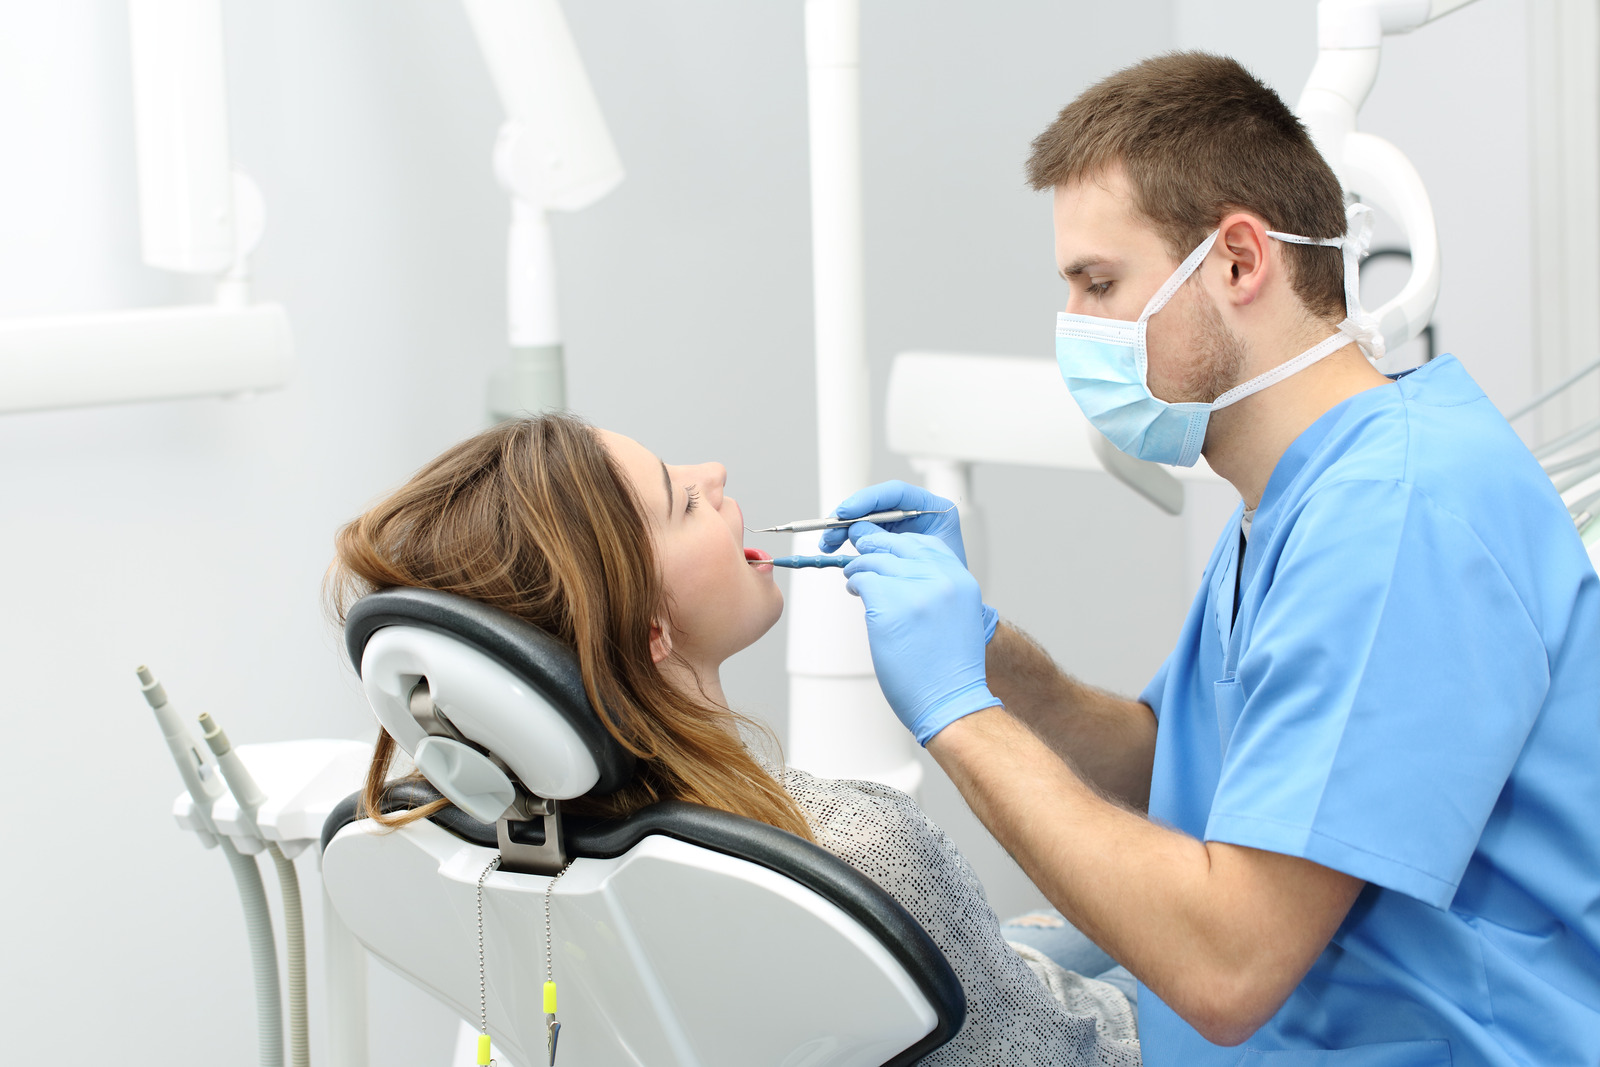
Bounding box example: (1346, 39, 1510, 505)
(1215, 211, 1272, 307)
(649, 620, 673, 664)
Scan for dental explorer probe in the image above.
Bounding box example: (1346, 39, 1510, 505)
(749, 504, 955, 534)
(137, 667, 283, 1067)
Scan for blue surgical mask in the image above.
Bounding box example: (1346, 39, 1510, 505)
(1055, 204, 1380, 467)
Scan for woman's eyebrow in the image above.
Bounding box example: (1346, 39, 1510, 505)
(660, 460, 674, 519)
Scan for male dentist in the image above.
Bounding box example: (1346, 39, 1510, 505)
(825, 53, 1600, 1065)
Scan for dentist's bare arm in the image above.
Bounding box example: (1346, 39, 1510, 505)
(929, 707, 1364, 1046)
(985, 622, 1157, 811)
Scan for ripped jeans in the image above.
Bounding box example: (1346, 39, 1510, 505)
(1002, 907, 1139, 1019)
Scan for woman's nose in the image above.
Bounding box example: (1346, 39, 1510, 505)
(700, 462, 728, 506)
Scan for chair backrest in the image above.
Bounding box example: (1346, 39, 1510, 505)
(327, 588, 965, 1066)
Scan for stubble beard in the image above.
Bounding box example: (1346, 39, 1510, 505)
(1174, 293, 1249, 405)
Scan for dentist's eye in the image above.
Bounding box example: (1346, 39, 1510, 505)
(1087, 281, 1113, 299)
(685, 486, 700, 513)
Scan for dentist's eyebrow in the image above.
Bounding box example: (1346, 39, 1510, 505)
(660, 461, 674, 519)
(1060, 255, 1117, 280)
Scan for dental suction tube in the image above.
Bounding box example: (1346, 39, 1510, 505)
(138, 668, 283, 1067)
(200, 713, 309, 1067)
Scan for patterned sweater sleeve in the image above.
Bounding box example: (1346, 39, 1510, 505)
(777, 766, 1141, 1067)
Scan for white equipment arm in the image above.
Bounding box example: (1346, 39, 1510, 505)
(461, 0, 624, 418)
(1296, 0, 1482, 355)
(461, 0, 624, 215)
(128, 0, 235, 274)
(0, 0, 292, 416)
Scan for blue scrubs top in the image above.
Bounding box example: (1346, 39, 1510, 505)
(1138, 356, 1600, 1066)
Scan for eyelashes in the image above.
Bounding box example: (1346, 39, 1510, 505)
(685, 485, 700, 513)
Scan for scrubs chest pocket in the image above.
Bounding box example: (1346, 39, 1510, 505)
(1214, 677, 1245, 755)
(1236, 1041, 1451, 1066)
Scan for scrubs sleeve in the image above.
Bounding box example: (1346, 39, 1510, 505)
(1139, 656, 1171, 719)
(1206, 479, 1548, 909)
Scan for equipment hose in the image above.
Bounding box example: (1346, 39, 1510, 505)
(266, 843, 308, 1067)
(219, 836, 284, 1067)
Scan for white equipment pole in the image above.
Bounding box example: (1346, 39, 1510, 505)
(1528, 0, 1600, 442)
(786, 0, 923, 797)
(461, 0, 624, 421)
(0, 0, 293, 415)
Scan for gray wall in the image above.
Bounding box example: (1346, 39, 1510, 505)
(0, 2, 1534, 1065)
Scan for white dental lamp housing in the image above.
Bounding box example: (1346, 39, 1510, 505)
(0, 0, 294, 415)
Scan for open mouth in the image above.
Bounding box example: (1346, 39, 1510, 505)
(744, 547, 773, 569)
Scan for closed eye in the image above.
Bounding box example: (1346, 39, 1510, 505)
(684, 485, 700, 513)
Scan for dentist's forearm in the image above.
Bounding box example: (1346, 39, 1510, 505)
(926, 707, 1364, 1047)
(984, 622, 1156, 810)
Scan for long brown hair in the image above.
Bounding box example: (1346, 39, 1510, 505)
(326, 414, 812, 841)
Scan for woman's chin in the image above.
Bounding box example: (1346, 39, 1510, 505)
(746, 591, 785, 649)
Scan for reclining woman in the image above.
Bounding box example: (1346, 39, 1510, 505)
(327, 413, 1140, 1066)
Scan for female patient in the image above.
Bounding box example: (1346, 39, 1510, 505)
(328, 413, 1140, 1066)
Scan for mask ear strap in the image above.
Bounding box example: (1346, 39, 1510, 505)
(1139, 230, 1219, 322)
(1269, 203, 1385, 361)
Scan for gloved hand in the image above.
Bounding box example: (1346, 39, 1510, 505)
(842, 525, 1002, 745)
(822, 480, 999, 643)
(820, 480, 968, 563)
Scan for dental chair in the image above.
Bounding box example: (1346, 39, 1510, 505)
(320, 587, 965, 1066)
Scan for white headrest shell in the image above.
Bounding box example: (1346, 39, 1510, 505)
(412, 737, 516, 823)
(361, 625, 602, 801)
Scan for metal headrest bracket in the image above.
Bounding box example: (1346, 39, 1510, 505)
(404, 680, 518, 823)
(497, 794, 568, 875)
(409, 678, 568, 872)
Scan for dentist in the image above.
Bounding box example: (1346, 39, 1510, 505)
(826, 53, 1600, 1065)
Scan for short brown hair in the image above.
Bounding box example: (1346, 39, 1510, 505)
(1027, 52, 1348, 321)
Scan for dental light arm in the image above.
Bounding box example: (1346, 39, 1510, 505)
(460, 0, 624, 419)
(1295, 0, 1480, 356)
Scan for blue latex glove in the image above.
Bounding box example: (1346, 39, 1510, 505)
(822, 480, 999, 643)
(820, 480, 968, 561)
(842, 525, 1002, 745)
